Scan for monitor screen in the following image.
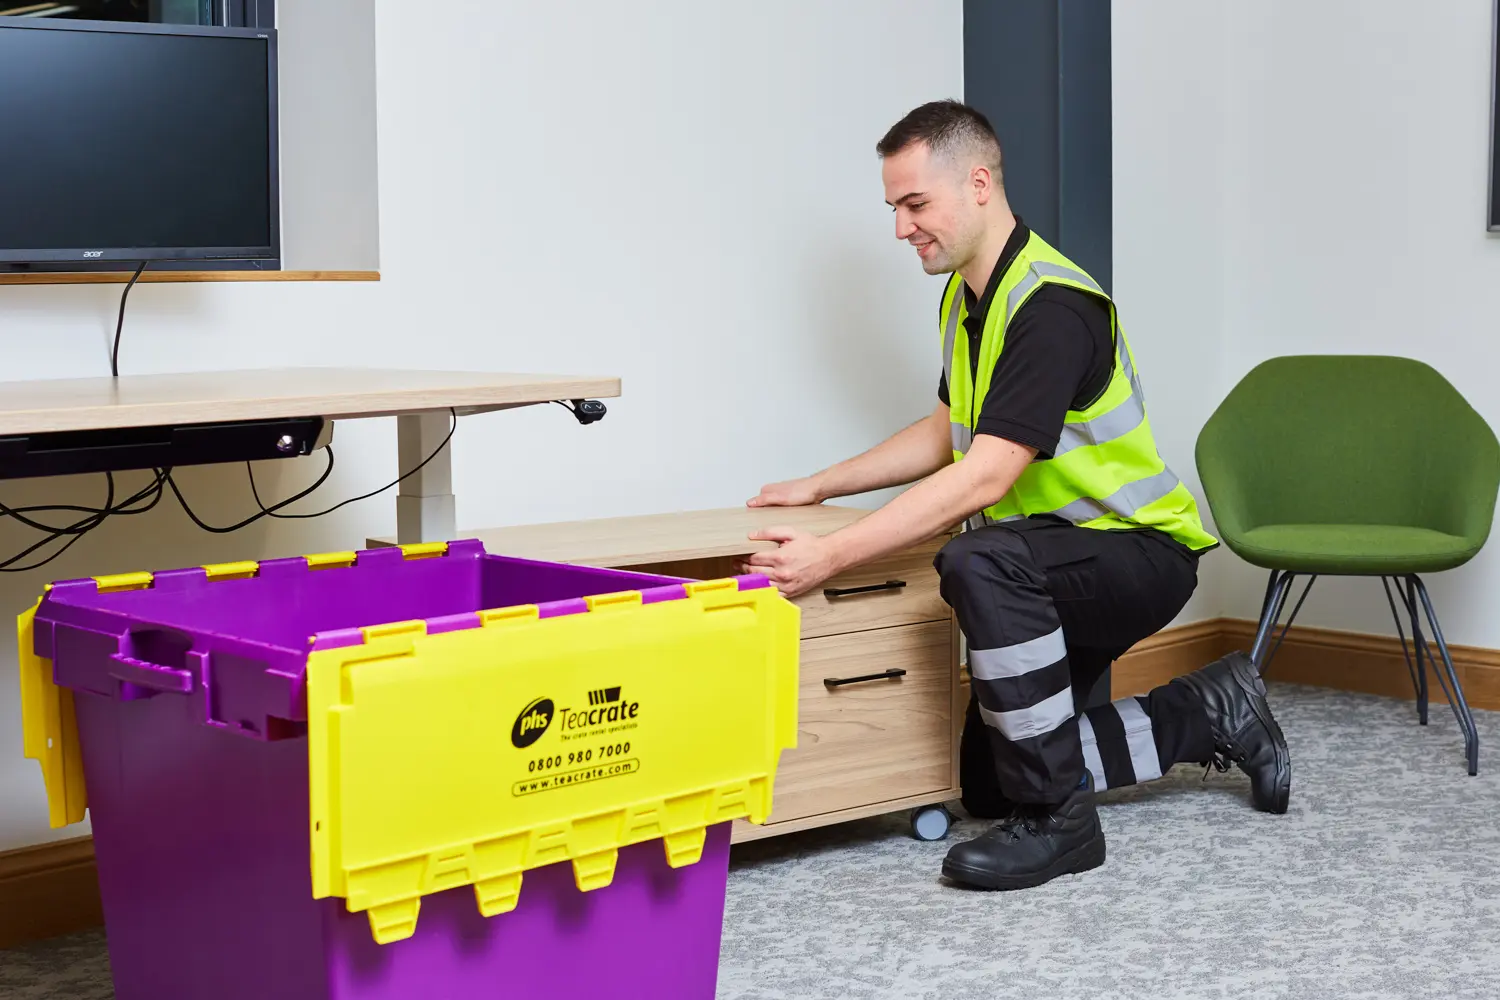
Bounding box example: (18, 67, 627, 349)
(0, 19, 278, 263)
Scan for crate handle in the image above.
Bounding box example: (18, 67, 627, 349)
(108, 653, 194, 694)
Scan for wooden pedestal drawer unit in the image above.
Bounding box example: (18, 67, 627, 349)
(369, 505, 962, 844)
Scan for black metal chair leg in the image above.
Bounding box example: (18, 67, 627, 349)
(1258, 569, 1279, 626)
(1406, 579, 1431, 726)
(1409, 575, 1479, 776)
(1250, 570, 1295, 672)
(1383, 576, 1428, 725)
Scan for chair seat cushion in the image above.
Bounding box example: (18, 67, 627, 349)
(1228, 524, 1481, 575)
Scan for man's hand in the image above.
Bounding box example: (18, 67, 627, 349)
(742, 526, 839, 598)
(747, 477, 823, 508)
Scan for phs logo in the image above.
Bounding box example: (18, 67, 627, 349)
(510, 697, 554, 748)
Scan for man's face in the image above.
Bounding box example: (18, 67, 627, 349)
(882, 141, 985, 276)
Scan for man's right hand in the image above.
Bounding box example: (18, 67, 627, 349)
(747, 477, 823, 508)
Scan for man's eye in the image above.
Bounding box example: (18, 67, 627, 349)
(910, 202, 926, 211)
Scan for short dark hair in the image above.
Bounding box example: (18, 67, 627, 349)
(876, 100, 1003, 174)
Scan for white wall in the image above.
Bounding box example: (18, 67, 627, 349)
(1113, 0, 1500, 646)
(0, 0, 962, 851)
(1218, 0, 1500, 644)
(1110, 0, 1230, 625)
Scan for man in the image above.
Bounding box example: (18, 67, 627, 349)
(744, 100, 1290, 891)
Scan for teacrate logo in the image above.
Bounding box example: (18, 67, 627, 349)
(511, 697, 555, 748)
(558, 685, 640, 732)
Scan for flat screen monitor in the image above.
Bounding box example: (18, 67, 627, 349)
(0, 18, 279, 265)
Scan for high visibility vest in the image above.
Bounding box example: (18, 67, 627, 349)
(943, 229, 1218, 552)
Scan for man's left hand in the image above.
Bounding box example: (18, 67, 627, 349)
(743, 527, 839, 598)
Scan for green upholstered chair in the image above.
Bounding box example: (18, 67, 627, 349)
(1196, 355, 1500, 775)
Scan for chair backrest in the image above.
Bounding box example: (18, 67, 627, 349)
(1196, 355, 1500, 540)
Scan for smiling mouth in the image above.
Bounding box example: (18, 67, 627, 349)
(914, 241, 935, 257)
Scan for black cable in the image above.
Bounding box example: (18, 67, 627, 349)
(1, 406, 457, 565)
(110, 261, 148, 378)
(165, 447, 336, 534)
(246, 409, 458, 519)
(0, 470, 168, 535)
(0, 470, 169, 573)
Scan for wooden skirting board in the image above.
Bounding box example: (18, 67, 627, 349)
(0, 270, 379, 285)
(0, 837, 101, 951)
(4, 616, 1497, 951)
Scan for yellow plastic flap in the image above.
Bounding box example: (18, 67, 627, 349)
(307, 581, 799, 944)
(18, 597, 88, 828)
(94, 571, 153, 593)
(203, 560, 260, 581)
(398, 542, 448, 560)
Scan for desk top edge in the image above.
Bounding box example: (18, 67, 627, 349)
(369, 505, 954, 567)
(0, 367, 621, 434)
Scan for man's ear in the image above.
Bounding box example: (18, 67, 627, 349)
(971, 165, 993, 206)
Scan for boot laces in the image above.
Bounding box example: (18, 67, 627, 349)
(995, 803, 1052, 840)
(1200, 738, 1245, 781)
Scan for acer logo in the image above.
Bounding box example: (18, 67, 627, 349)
(82, 251, 104, 258)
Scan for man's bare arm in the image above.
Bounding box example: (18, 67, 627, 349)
(746, 433, 1035, 596)
(749, 401, 953, 507)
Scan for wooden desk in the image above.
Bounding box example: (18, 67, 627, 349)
(0, 367, 619, 544)
(371, 505, 963, 843)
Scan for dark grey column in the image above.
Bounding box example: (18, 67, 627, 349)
(965, 0, 1114, 709)
(963, 0, 1112, 293)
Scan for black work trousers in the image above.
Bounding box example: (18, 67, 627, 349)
(935, 516, 1214, 807)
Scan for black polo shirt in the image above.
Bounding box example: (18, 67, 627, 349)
(937, 220, 1114, 459)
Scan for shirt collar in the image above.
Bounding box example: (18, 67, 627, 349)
(963, 216, 1031, 326)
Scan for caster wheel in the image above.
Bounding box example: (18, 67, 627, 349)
(910, 805, 952, 841)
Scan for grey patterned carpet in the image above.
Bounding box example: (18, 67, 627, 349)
(4, 684, 1498, 1000)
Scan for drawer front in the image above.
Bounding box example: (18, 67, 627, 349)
(764, 620, 956, 824)
(794, 539, 949, 639)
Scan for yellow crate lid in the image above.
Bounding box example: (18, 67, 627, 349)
(306, 578, 799, 944)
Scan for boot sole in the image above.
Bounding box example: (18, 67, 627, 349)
(1228, 654, 1292, 814)
(941, 830, 1106, 891)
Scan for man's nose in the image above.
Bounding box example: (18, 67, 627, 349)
(895, 214, 917, 240)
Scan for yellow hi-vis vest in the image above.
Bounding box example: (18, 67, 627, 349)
(943, 230, 1218, 552)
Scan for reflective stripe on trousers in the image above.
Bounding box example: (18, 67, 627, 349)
(1078, 698, 1164, 791)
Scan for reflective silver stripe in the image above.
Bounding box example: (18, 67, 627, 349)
(1114, 698, 1162, 783)
(942, 285, 964, 388)
(966, 513, 987, 531)
(950, 422, 972, 455)
(969, 627, 1065, 681)
(1049, 465, 1183, 525)
(1006, 260, 1103, 322)
(1116, 330, 1144, 399)
(1004, 268, 1042, 321)
(1029, 260, 1104, 294)
(978, 686, 1074, 741)
(1078, 714, 1108, 791)
(1054, 392, 1146, 456)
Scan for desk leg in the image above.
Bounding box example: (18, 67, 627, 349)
(395, 412, 455, 544)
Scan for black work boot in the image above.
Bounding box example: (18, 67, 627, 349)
(941, 772, 1106, 890)
(1174, 651, 1291, 814)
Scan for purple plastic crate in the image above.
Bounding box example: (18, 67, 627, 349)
(29, 540, 757, 1000)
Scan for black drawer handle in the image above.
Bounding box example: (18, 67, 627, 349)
(823, 579, 907, 599)
(824, 668, 908, 689)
